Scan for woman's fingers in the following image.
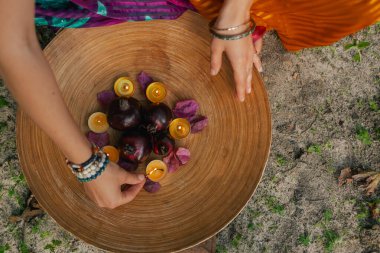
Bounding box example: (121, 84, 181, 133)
(119, 168, 146, 185)
(233, 63, 248, 102)
(210, 42, 223, 76)
(246, 67, 253, 94)
(252, 53, 262, 73)
(254, 37, 263, 54)
(253, 38, 263, 72)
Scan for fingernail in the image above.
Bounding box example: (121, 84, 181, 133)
(247, 87, 252, 94)
(211, 69, 217, 76)
(138, 174, 145, 181)
(239, 96, 245, 102)
(258, 66, 263, 72)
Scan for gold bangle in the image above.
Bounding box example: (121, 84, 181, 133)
(209, 18, 252, 32)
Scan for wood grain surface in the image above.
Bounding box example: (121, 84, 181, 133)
(16, 11, 271, 253)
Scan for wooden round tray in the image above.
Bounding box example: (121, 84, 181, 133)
(16, 11, 271, 253)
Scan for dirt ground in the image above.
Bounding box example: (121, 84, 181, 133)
(0, 22, 379, 253)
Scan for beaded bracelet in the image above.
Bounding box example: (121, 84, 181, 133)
(66, 144, 109, 182)
(65, 144, 100, 172)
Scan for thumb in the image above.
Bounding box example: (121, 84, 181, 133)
(119, 181, 145, 205)
(119, 169, 146, 185)
(210, 42, 223, 76)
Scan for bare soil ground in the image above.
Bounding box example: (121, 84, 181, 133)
(0, 23, 379, 253)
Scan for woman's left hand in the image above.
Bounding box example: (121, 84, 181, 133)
(210, 0, 263, 102)
(211, 36, 263, 102)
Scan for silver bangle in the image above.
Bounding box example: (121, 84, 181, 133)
(210, 22, 256, 41)
(209, 19, 251, 32)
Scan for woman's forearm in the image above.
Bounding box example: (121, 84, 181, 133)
(216, 0, 253, 27)
(0, 42, 92, 164)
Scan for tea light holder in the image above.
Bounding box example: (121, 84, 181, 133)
(146, 160, 168, 182)
(146, 82, 167, 103)
(101, 145, 120, 163)
(169, 118, 191, 140)
(114, 77, 135, 97)
(88, 112, 109, 133)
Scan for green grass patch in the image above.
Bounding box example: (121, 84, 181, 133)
(0, 244, 10, 253)
(344, 40, 371, 62)
(40, 231, 51, 239)
(297, 233, 311, 246)
(11, 173, 26, 185)
(7, 187, 15, 197)
(356, 125, 372, 145)
(307, 144, 322, 154)
(265, 196, 285, 215)
(44, 239, 62, 252)
(275, 154, 287, 166)
(32, 219, 42, 234)
(369, 100, 379, 112)
(323, 209, 333, 223)
(216, 245, 227, 253)
(247, 222, 255, 231)
(231, 233, 242, 248)
(323, 230, 340, 252)
(0, 97, 9, 108)
(19, 242, 29, 253)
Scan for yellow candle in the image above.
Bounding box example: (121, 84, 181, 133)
(146, 82, 167, 103)
(146, 160, 168, 182)
(102, 145, 120, 163)
(114, 77, 135, 97)
(88, 112, 109, 133)
(169, 118, 191, 140)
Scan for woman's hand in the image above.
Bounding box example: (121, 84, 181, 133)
(83, 162, 146, 209)
(210, 0, 263, 102)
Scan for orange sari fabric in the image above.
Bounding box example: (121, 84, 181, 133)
(190, 0, 380, 51)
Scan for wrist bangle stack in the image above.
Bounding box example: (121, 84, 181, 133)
(66, 144, 110, 183)
(209, 18, 256, 41)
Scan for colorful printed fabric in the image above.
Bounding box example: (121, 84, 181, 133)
(35, 0, 195, 28)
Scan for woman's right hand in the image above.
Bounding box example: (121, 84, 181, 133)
(83, 162, 146, 209)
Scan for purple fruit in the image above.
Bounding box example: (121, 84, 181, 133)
(145, 103, 173, 134)
(108, 97, 142, 131)
(153, 134, 175, 156)
(120, 130, 152, 163)
(118, 159, 139, 172)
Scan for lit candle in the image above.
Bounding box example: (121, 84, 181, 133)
(146, 160, 168, 182)
(114, 77, 135, 97)
(88, 112, 109, 133)
(146, 82, 167, 103)
(169, 118, 191, 140)
(102, 145, 120, 163)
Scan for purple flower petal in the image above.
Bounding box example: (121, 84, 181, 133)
(144, 179, 161, 193)
(137, 71, 153, 91)
(97, 90, 117, 107)
(176, 147, 190, 165)
(190, 115, 208, 133)
(86, 131, 110, 148)
(173, 100, 199, 119)
(163, 152, 180, 173)
(118, 159, 138, 172)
